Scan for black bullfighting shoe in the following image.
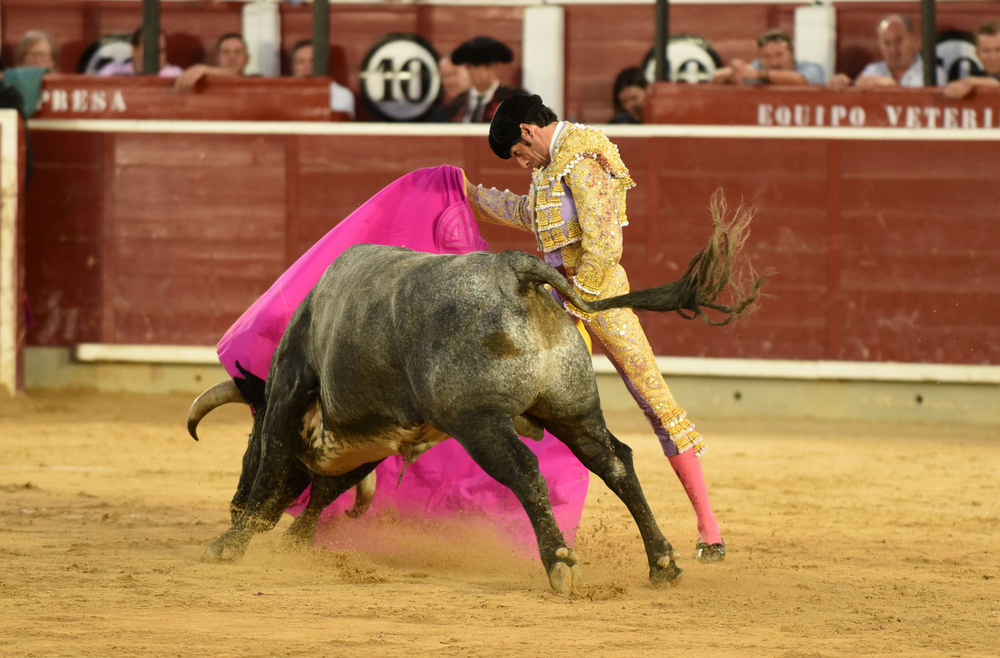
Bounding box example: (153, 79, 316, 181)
(695, 541, 726, 563)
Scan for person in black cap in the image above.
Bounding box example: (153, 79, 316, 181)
(465, 93, 740, 563)
(442, 36, 526, 123)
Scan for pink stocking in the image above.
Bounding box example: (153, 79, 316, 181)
(667, 449, 723, 544)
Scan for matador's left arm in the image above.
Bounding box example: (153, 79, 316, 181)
(464, 176, 534, 233)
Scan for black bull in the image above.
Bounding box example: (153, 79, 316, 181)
(188, 208, 764, 595)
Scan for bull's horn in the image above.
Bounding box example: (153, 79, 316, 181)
(187, 380, 247, 441)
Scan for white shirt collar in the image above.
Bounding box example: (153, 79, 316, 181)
(549, 121, 568, 163)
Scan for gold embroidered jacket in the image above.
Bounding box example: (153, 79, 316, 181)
(468, 123, 635, 303)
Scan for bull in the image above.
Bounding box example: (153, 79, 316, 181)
(188, 209, 763, 595)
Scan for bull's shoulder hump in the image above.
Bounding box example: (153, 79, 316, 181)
(328, 244, 425, 274)
(340, 243, 413, 260)
(332, 247, 531, 287)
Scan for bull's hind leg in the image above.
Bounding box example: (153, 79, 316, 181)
(448, 417, 583, 595)
(545, 415, 683, 586)
(282, 460, 384, 550)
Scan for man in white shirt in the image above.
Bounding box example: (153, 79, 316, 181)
(290, 39, 356, 119)
(828, 14, 945, 90)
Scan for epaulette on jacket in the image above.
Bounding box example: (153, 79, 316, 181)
(533, 124, 635, 252)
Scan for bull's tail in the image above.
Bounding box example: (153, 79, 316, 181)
(509, 189, 767, 326)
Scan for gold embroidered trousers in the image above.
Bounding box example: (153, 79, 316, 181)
(566, 262, 704, 456)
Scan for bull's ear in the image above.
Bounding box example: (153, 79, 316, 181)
(233, 361, 267, 408)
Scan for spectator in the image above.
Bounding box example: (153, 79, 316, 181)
(16, 30, 60, 71)
(828, 14, 945, 90)
(609, 66, 648, 124)
(216, 33, 250, 76)
(441, 36, 525, 123)
(289, 39, 356, 119)
(439, 55, 472, 104)
(98, 27, 183, 77)
(943, 22, 1000, 99)
(712, 29, 825, 86)
(429, 56, 471, 122)
(175, 33, 250, 90)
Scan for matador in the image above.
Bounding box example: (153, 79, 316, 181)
(465, 94, 725, 561)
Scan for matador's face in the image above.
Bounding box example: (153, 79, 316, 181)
(508, 124, 551, 170)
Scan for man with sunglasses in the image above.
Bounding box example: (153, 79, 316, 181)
(712, 29, 825, 86)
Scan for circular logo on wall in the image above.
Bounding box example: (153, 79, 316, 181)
(76, 35, 132, 74)
(643, 34, 723, 84)
(936, 31, 984, 82)
(360, 34, 441, 121)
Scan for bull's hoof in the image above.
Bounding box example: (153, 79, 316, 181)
(548, 561, 584, 595)
(650, 555, 683, 586)
(547, 547, 584, 595)
(280, 529, 315, 552)
(695, 541, 726, 563)
(199, 537, 244, 563)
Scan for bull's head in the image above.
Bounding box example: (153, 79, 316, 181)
(187, 371, 376, 521)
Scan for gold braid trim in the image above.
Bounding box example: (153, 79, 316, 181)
(533, 124, 635, 253)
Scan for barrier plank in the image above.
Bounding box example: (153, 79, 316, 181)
(32, 74, 335, 121)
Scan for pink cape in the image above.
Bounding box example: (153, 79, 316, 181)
(216, 165, 589, 553)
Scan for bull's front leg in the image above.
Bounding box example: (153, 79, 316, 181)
(201, 445, 303, 563)
(281, 460, 383, 550)
(230, 455, 311, 525)
(203, 373, 318, 562)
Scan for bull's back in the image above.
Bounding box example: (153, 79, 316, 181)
(303, 245, 580, 417)
(308, 244, 536, 355)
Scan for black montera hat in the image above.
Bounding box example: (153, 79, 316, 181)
(451, 36, 514, 66)
(488, 94, 542, 159)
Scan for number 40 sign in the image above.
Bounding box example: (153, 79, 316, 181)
(360, 34, 442, 121)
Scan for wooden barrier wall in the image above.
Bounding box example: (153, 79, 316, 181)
(3, 1, 999, 123)
(22, 83, 1000, 366)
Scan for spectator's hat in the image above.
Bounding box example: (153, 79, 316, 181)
(489, 93, 541, 159)
(451, 36, 514, 66)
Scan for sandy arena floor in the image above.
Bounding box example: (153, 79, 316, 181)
(1, 389, 997, 656)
